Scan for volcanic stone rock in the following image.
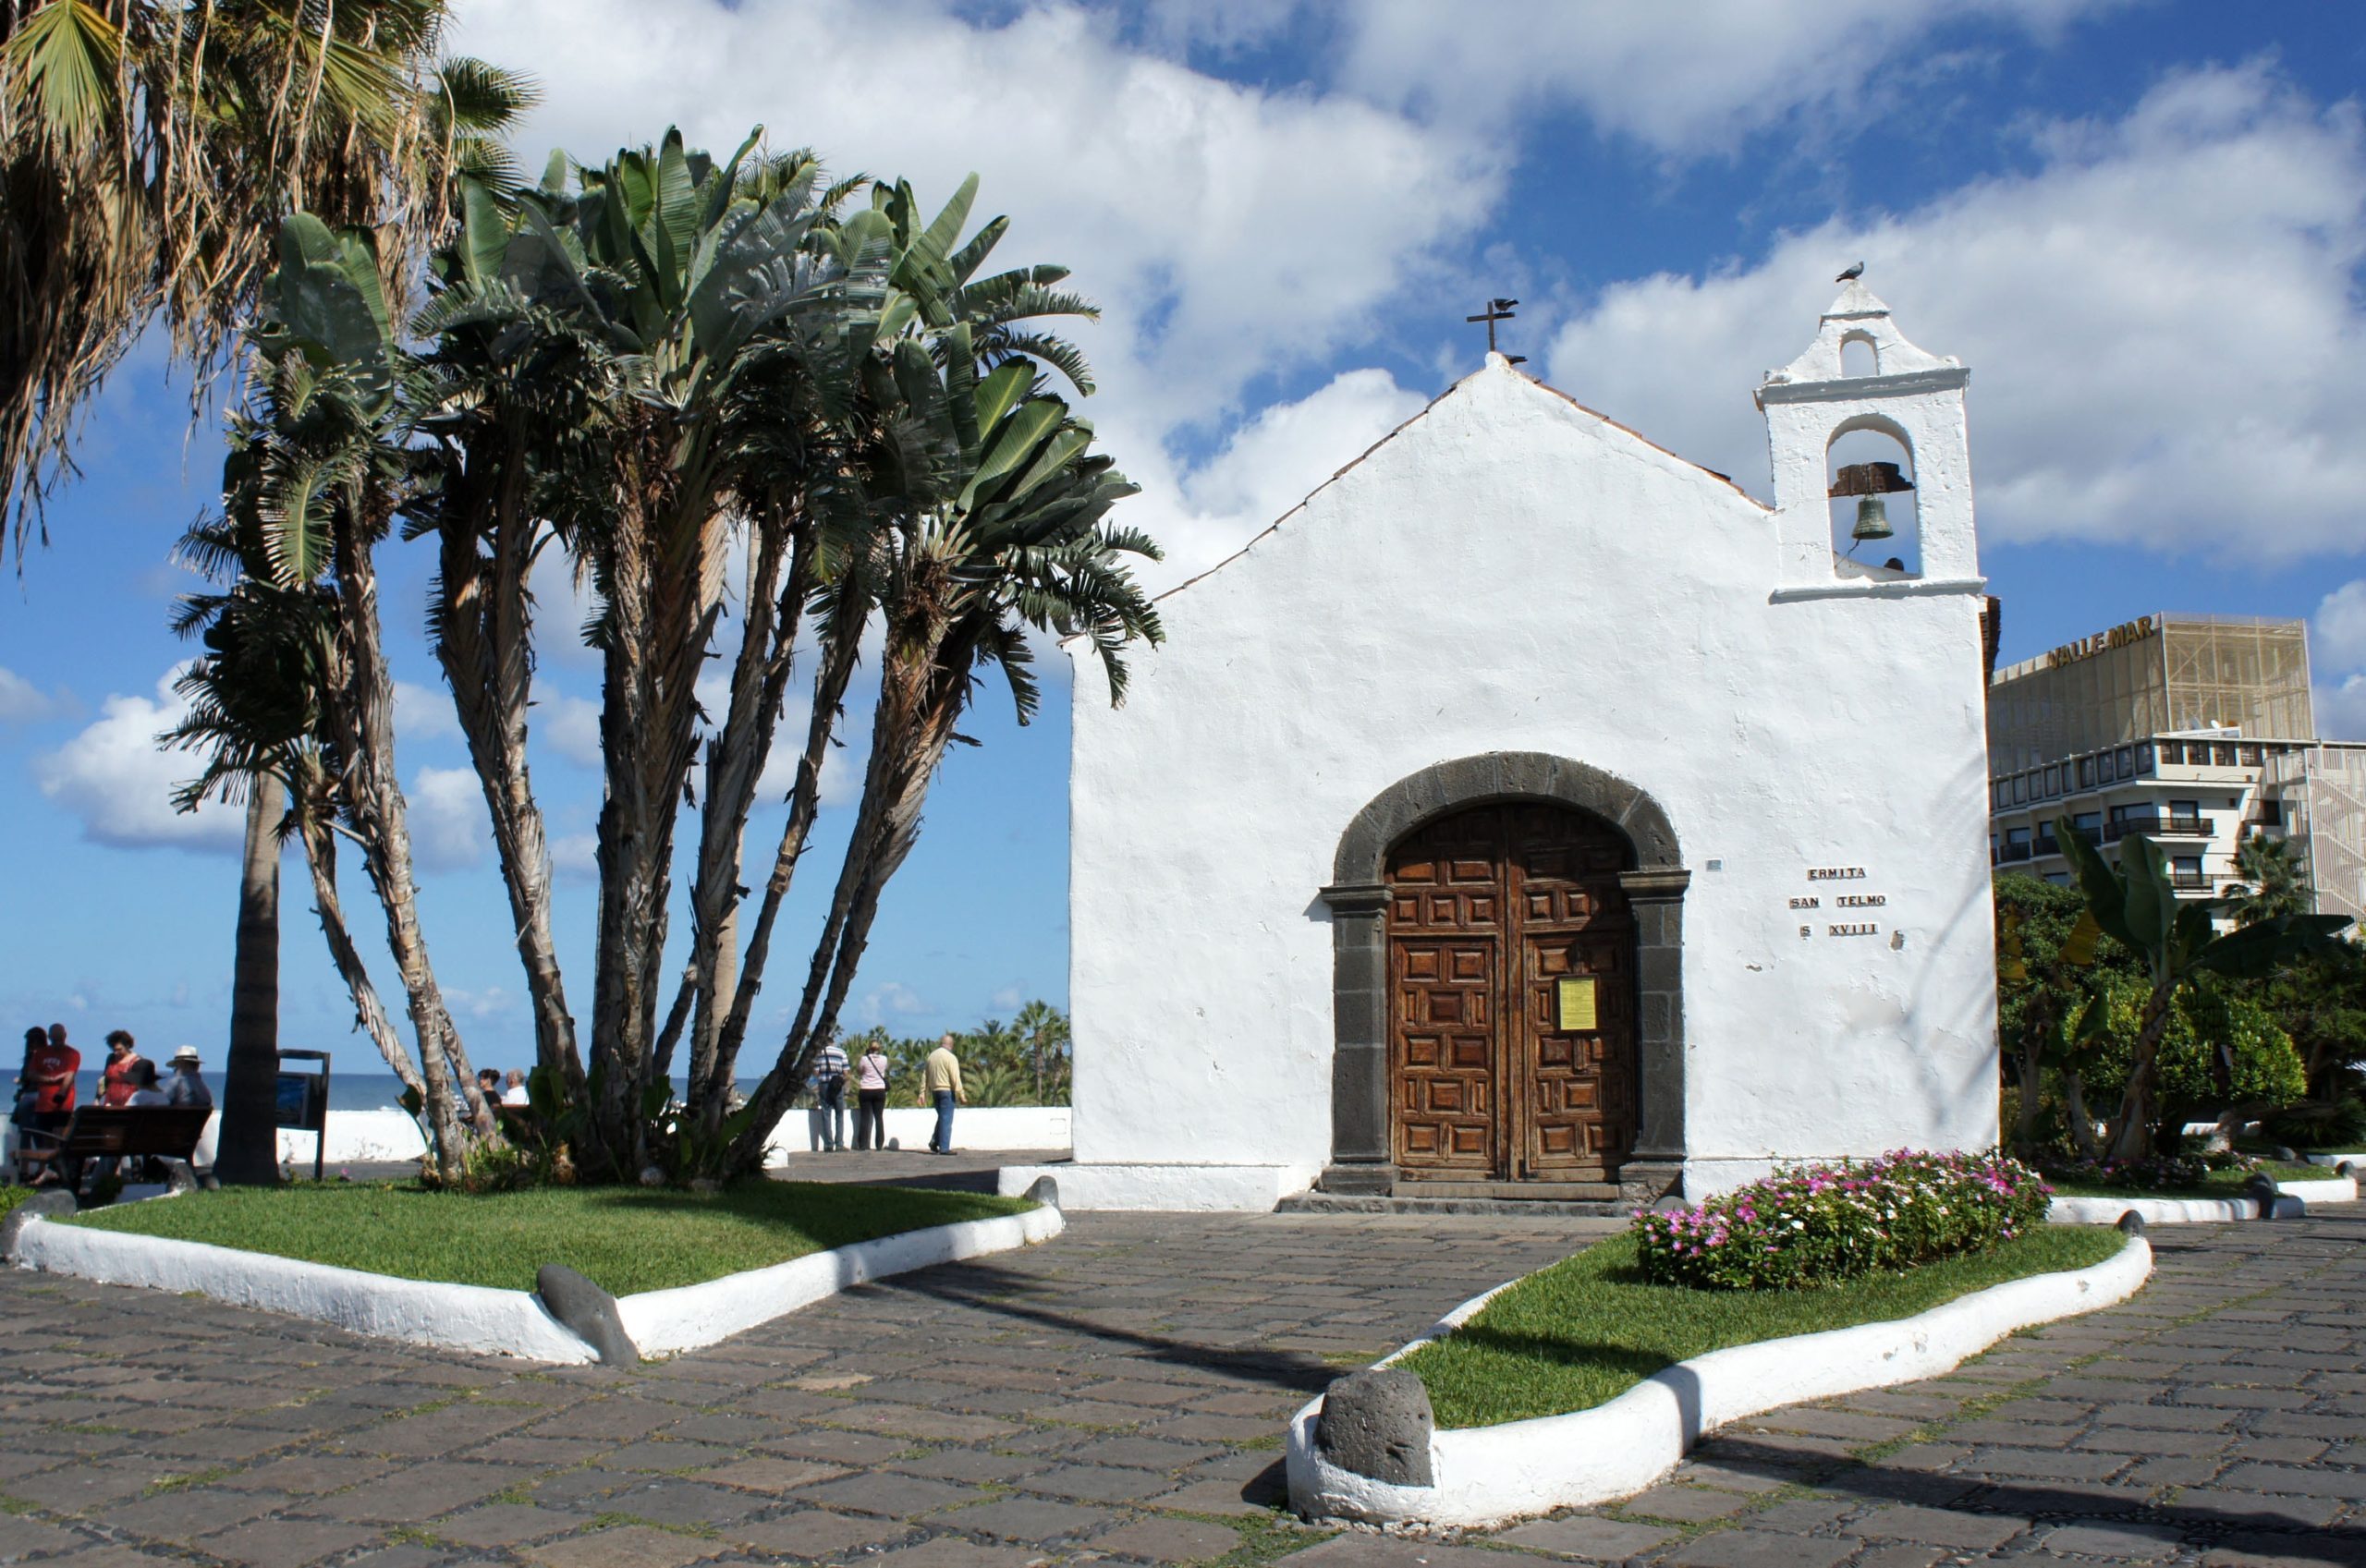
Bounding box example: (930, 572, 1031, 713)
(1314, 1367, 1434, 1487)
(537, 1263, 640, 1367)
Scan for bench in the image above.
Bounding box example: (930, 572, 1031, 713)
(15, 1106, 212, 1192)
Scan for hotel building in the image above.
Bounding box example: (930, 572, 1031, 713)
(1986, 613, 2366, 925)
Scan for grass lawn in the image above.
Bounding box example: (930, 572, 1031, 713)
(1400, 1227, 2127, 1430)
(66, 1180, 1032, 1296)
(2047, 1160, 2338, 1198)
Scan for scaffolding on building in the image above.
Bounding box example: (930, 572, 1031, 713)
(2268, 745, 2366, 928)
(2160, 615, 2314, 740)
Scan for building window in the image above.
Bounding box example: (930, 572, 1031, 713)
(2043, 765, 2059, 795)
(2115, 746, 2133, 775)
(2043, 871, 2070, 886)
(2006, 827, 2031, 848)
(2214, 743, 2238, 766)
(2238, 744, 2262, 766)
(2135, 743, 2154, 773)
(2073, 811, 2102, 835)
(2160, 741, 2184, 765)
(2079, 758, 2097, 788)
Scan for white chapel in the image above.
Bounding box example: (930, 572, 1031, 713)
(1006, 283, 2001, 1211)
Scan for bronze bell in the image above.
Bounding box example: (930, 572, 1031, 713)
(1852, 494, 1895, 541)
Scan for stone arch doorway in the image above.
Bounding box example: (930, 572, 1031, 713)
(1386, 801, 1635, 1185)
(1318, 753, 1689, 1200)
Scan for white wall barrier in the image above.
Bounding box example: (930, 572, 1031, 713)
(26, 1104, 1076, 1173)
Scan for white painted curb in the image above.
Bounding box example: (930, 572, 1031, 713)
(2046, 1173, 2357, 1226)
(12, 1201, 1063, 1363)
(1286, 1234, 2153, 1528)
(618, 1205, 1066, 1356)
(13, 1218, 596, 1362)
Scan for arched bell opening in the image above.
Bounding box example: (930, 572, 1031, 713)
(1825, 415, 1921, 578)
(1839, 330, 1880, 379)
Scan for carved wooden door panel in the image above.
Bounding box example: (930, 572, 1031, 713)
(1386, 802, 1636, 1183)
(1512, 808, 1635, 1179)
(1386, 811, 1502, 1175)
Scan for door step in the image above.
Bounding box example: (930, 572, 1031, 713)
(1276, 1193, 1632, 1219)
(1393, 1181, 1623, 1201)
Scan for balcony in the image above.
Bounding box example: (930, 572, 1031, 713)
(2103, 813, 2214, 843)
(1996, 842, 2033, 864)
(2032, 832, 2061, 857)
(2168, 870, 2208, 892)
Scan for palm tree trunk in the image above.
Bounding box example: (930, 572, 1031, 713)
(330, 513, 477, 1180)
(296, 807, 423, 1102)
(724, 648, 960, 1174)
(2101, 980, 2177, 1162)
(214, 776, 286, 1185)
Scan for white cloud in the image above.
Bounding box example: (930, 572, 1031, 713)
(550, 831, 599, 882)
(1543, 64, 2366, 564)
(542, 694, 603, 768)
(407, 766, 489, 870)
(2317, 675, 2366, 742)
(858, 979, 932, 1026)
(33, 667, 240, 851)
(989, 984, 1025, 1013)
(1131, 368, 1432, 590)
(393, 680, 461, 746)
(446, 0, 1500, 447)
(443, 985, 515, 1020)
(1308, 0, 2126, 152)
(2314, 580, 2366, 675)
(0, 665, 66, 724)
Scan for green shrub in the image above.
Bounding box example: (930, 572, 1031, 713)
(2078, 976, 2306, 1109)
(1630, 1149, 2052, 1292)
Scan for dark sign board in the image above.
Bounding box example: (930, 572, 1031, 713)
(274, 1070, 327, 1131)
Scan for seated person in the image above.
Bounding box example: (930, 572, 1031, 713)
(122, 1060, 168, 1107)
(501, 1069, 531, 1106)
(165, 1046, 212, 1109)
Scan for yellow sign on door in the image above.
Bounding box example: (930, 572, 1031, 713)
(1556, 976, 1598, 1031)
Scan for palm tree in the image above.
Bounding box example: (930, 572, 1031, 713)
(2227, 833, 2311, 927)
(1012, 1000, 1070, 1104)
(0, 0, 527, 563)
(388, 139, 1157, 1180)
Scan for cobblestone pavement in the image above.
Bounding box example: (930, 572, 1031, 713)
(0, 1211, 1596, 1566)
(0, 1211, 2359, 1568)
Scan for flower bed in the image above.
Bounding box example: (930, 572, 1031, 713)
(1633, 1149, 2051, 1291)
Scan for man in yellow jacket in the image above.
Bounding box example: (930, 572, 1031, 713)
(924, 1034, 967, 1156)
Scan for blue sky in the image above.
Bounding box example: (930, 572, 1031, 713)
(4, 0, 2363, 1074)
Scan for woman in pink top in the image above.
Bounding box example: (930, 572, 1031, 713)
(853, 1043, 891, 1151)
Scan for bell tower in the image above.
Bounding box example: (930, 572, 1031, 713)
(1756, 280, 1979, 597)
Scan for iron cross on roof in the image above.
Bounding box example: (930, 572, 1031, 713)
(1466, 298, 1525, 363)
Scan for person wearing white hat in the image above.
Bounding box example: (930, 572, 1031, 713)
(165, 1046, 212, 1110)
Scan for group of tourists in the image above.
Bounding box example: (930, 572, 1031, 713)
(13, 1024, 213, 1125)
(808, 1032, 970, 1155)
(11, 1024, 213, 1185)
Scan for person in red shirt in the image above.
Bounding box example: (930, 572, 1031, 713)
(15, 1024, 79, 1184)
(99, 1030, 146, 1108)
(23, 1026, 77, 1116)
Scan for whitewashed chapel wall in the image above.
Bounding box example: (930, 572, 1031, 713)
(1064, 349, 1998, 1199)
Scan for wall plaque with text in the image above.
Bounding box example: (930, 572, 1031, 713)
(1556, 976, 1599, 1031)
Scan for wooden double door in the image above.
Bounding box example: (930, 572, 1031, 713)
(1386, 802, 1637, 1183)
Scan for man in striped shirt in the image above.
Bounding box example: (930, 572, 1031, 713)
(811, 1039, 851, 1152)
